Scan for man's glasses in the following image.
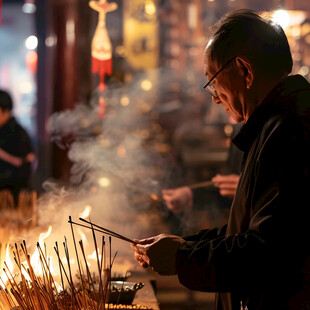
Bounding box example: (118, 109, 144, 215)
(203, 56, 237, 98)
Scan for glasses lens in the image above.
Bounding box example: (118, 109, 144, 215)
(205, 83, 217, 97)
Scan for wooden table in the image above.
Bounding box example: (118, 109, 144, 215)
(129, 270, 160, 310)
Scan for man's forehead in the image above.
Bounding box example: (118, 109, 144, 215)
(203, 53, 216, 76)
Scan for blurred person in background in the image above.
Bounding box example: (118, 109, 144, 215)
(0, 89, 35, 204)
(162, 122, 243, 216)
(132, 9, 310, 309)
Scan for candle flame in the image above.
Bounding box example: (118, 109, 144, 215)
(79, 205, 92, 219)
(0, 244, 14, 287)
(31, 226, 52, 275)
(87, 249, 102, 261)
(77, 228, 87, 245)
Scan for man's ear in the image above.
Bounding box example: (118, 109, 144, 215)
(235, 57, 254, 89)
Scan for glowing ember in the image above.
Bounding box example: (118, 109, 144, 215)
(150, 193, 159, 201)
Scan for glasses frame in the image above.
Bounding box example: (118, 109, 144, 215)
(203, 56, 237, 98)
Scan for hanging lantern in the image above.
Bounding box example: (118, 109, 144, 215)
(89, 0, 117, 118)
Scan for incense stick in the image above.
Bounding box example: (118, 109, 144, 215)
(188, 180, 214, 189)
(69, 218, 138, 244)
(150, 180, 215, 204)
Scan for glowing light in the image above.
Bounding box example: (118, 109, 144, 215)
(115, 45, 126, 56)
(19, 81, 33, 94)
(117, 145, 126, 157)
(57, 283, 63, 293)
(88, 249, 102, 261)
(79, 205, 92, 219)
(21, 263, 32, 282)
(31, 226, 53, 275)
(98, 137, 111, 147)
(305, 34, 310, 45)
(224, 124, 234, 137)
(66, 19, 75, 44)
(62, 257, 75, 265)
(62, 257, 68, 264)
(272, 9, 290, 30)
(25, 50, 38, 73)
(45, 35, 57, 47)
(140, 79, 153, 91)
(141, 103, 151, 113)
(25, 35, 38, 50)
(150, 193, 159, 201)
(98, 177, 111, 188)
(145, 0, 156, 15)
(0, 244, 14, 286)
(22, 3, 36, 14)
(77, 229, 87, 244)
(291, 26, 301, 37)
(91, 186, 98, 193)
(120, 96, 130, 106)
(39, 226, 52, 242)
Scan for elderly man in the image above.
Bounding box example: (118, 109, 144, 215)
(131, 9, 310, 310)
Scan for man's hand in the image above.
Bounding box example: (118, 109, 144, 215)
(131, 234, 185, 275)
(211, 174, 240, 199)
(162, 186, 193, 214)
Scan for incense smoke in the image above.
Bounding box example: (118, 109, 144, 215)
(31, 69, 181, 277)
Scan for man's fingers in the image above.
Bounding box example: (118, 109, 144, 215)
(162, 189, 174, 196)
(137, 237, 156, 245)
(134, 253, 149, 268)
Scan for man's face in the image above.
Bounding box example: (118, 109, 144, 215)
(204, 53, 247, 123)
(0, 108, 10, 127)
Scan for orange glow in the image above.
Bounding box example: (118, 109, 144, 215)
(30, 226, 53, 275)
(79, 205, 92, 219)
(25, 50, 38, 73)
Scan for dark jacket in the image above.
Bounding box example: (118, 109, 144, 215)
(0, 117, 34, 191)
(176, 75, 310, 310)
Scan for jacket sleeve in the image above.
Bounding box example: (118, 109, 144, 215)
(182, 225, 227, 242)
(175, 113, 310, 293)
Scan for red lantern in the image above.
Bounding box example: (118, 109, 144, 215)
(25, 50, 38, 74)
(89, 0, 117, 118)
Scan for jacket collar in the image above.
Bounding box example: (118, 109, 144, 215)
(232, 74, 310, 152)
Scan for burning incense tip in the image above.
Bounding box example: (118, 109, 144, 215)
(150, 193, 159, 201)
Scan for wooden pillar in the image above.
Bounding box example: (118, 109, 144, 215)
(51, 0, 79, 182)
(36, 0, 79, 185)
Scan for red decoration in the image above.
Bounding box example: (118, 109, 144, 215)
(89, 0, 117, 118)
(0, 0, 2, 26)
(91, 57, 112, 91)
(99, 95, 105, 118)
(25, 51, 38, 74)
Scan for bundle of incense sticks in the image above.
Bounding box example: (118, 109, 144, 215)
(0, 220, 113, 310)
(69, 218, 138, 244)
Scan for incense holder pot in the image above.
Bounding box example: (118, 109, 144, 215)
(108, 281, 144, 305)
